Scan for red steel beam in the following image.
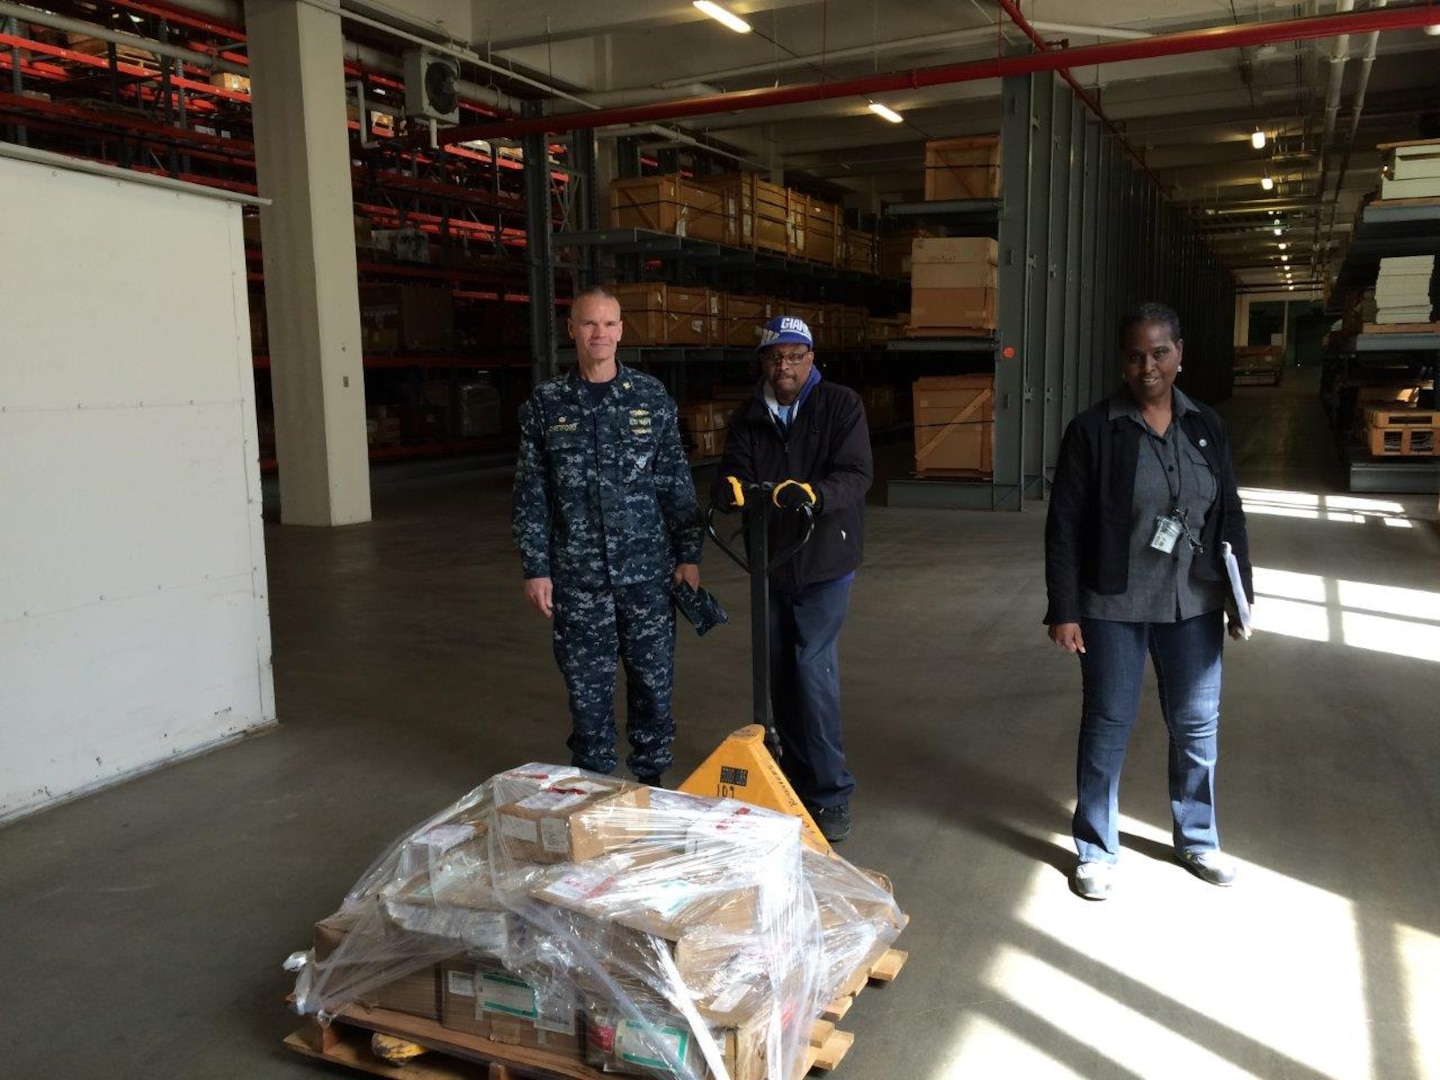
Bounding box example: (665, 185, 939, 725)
(442, 4, 1440, 145)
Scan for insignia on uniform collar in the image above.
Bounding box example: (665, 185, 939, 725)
(623, 381, 631, 389)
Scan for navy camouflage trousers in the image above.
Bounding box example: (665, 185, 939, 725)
(552, 577, 676, 779)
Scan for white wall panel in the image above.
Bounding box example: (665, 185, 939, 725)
(0, 151, 275, 822)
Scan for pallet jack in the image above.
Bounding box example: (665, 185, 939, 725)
(678, 480, 833, 854)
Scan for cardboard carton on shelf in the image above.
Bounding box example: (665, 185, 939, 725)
(909, 286, 997, 332)
(209, 71, 250, 94)
(909, 237, 999, 291)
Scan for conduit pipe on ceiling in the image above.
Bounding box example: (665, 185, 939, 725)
(1317, 0, 1386, 279)
(0, 0, 250, 75)
(439, 5, 1437, 146)
(1321, 0, 1354, 148)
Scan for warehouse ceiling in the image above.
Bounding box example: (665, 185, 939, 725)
(421, 0, 1440, 294)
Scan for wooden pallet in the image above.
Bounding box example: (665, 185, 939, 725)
(285, 946, 909, 1080)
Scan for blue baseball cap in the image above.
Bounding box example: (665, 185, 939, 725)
(757, 315, 813, 352)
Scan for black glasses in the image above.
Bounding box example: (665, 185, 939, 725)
(764, 351, 812, 368)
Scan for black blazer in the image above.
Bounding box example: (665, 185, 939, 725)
(1044, 394, 1253, 625)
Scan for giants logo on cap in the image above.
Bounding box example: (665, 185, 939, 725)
(758, 315, 813, 349)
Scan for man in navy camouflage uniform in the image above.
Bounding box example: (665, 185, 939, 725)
(512, 286, 703, 784)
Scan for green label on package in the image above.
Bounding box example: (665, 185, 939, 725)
(616, 1020, 689, 1070)
(480, 972, 537, 1019)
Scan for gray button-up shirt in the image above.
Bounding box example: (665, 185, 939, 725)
(1080, 387, 1228, 623)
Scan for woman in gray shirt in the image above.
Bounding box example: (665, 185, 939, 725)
(1044, 302, 1253, 901)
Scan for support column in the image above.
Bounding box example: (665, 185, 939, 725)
(524, 103, 559, 383)
(245, 0, 370, 526)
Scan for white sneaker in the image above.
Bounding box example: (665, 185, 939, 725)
(1072, 860, 1115, 901)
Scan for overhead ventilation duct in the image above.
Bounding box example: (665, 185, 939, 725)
(403, 49, 460, 124)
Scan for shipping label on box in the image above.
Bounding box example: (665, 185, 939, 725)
(496, 779, 649, 863)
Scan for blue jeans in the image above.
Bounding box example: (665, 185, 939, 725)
(770, 577, 856, 809)
(1074, 610, 1225, 864)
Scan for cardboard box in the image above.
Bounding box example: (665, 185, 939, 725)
(912, 375, 994, 476)
(366, 406, 403, 446)
(495, 778, 649, 864)
(910, 237, 999, 291)
(909, 286, 997, 331)
(312, 915, 442, 1020)
(209, 71, 250, 94)
(64, 31, 155, 63)
(440, 959, 583, 1053)
(372, 228, 432, 265)
(924, 135, 1001, 200)
(586, 1004, 767, 1080)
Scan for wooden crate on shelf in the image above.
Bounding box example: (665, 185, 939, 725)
(801, 197, 842, 265)
(841, 227, 877, 274)
(923, 135, 1001, 201)
(722, 294, 773, 349)
(608, 176, 734, 245)
(908, 237, 998, 334)
(912, 375, 994, 477)
(607, 282, 719, 346)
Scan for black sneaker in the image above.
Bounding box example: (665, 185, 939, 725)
(810, 802, 851, 843)
(635, 774, 666, 789)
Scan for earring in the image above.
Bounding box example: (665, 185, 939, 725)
(1177, 365, 1184, 372)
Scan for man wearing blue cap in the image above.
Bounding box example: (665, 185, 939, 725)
(715, 315, 873, 841)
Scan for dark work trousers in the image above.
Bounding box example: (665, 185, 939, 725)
(552, 577, 676, 779)
(769, 576, 856, 809)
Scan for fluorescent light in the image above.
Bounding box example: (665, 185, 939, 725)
(1251, 129, 1267, 149)
(693, 0, 751, 33)
(1278, 242, 1287, 250)
(1261, 174, 1275, 191)
(868, 101, 905, 124)
(1274, 226, 1283, 235)
(1282, 254, 1289, 261)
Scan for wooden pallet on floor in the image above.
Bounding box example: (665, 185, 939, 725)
(284, 945, 910, 1079)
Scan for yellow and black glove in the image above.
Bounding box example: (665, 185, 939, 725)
(716, 475, 747, 511)
(772, 479, 818, 512)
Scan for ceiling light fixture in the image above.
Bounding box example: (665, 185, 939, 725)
(1282, 254, 1289, 261)
(1279, 242, 1288, 250)
(868, 101, 905, 124)
(1424, 23, 1440, 36)
(1274, 226, 1283, 236)
(1251, 128, 1267, 150)
(1261, 171, 1275, 191)
(693, 0, 752, 34)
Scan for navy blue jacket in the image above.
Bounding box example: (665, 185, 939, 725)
(717, 373, 873, 591)
(1044, 393, 1253, 625)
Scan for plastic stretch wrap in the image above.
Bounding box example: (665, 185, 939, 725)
(288, 765, 903, 1080)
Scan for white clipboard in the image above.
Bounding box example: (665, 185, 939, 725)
(1222, 541, 1252, 640)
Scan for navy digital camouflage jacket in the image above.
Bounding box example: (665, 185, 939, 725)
(512, 365, 703, 588)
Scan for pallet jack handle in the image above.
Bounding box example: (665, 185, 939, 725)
(706, 482, 815, 762)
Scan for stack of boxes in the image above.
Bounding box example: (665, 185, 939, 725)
(1372, 255, 1436, 326)
(290, 767, 905, 1080)
(1378, 140, 1440, 201)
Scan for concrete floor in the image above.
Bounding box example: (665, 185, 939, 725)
(3, 369, 1438, 1080)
